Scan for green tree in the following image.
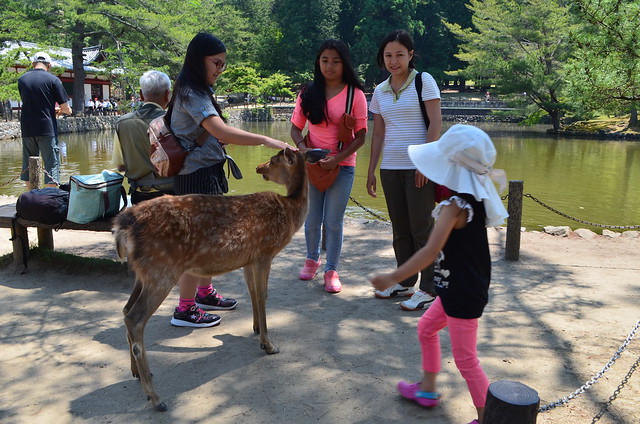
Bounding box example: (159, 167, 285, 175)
(0, 48, 27, 120)
(414, 0, 472, 87)
(446, 0, 578, 131)
(217, 65, 264, 104)
(270, 0, 341, 75)
(224, 0, 281, 67)
(351, 0, 427, 85)
(0, 0, 254, 114)
(566, 0, 640, 129)
(261, 72, 294, 101)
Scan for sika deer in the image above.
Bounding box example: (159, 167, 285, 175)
(114, 148, 324, 411)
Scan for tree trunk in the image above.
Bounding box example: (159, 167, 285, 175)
(549, 109, 560, 132)
(629, 104, 638, 129)
(72, 17, 87, 117)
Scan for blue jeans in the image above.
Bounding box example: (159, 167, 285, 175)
(21, 136, 60, 185)
(305, 165, 355, 272)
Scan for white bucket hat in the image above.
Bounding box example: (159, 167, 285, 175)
(408, 124, 509, 227)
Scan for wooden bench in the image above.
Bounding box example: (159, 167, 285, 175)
(0, 203, 114, 266)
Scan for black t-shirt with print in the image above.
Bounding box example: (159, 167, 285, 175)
(434, 193, 491, 319)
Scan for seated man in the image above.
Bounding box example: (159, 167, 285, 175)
(85, 98, 95, 115)
(111, 70, 174, 204)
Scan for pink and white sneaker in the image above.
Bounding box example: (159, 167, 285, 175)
(397, 381, 440, 408)
(299, 258, 321, 280)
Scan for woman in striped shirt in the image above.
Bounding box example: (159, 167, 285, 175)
(367, 30, 442, 311)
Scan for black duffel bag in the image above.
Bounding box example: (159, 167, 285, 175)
(15, 186, 70, 226)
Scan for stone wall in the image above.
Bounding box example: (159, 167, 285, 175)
(0, 116, 118, 140)
(225, 106, 293, 122)
(223, 103, 521, 123)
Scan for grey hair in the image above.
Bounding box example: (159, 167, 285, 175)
(139, 70, 171, 99)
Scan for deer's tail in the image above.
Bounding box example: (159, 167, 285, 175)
(113, 212, 136, 262)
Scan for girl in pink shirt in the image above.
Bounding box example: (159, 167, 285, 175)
(291, 39, 368, 293)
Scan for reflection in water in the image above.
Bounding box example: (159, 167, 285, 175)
(0, 122, 638, 231)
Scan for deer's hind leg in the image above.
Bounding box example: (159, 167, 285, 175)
(243, 258, 279, 354)
(123, 274, 176, 412)
(123, 278, 143, 378)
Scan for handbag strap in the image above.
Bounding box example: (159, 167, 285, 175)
(414, 72, 430, 130)
(344, 85, 355, 115)
(337, 85, 356, 152)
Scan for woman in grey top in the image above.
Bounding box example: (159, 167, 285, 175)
(166, 32, 292, 328)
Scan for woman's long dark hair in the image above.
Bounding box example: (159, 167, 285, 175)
(300, 39, 364, 125)
(166, 32, 226, 123)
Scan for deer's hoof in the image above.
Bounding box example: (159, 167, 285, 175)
(261, 343, 280, 355)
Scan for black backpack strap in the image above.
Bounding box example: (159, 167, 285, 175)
(414, 72, 430, 130)
(345, 85, 355, 115)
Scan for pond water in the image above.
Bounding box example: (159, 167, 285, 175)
(1, 121, 638, 231)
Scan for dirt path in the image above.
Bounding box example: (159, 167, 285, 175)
(0, 200, 638, 424)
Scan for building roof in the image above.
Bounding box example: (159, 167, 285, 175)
(1, 41, 105, 73)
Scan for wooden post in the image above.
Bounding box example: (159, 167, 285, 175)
(28, 156, 55, 250)
(37, 227, 54, 250)
(11, 221, 28, 265)
(483, 380, 539, 424)
(505, 180, 523, 261)
(28, 156, 41, 190)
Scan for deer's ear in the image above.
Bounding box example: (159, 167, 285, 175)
(283, 147, 296, 164)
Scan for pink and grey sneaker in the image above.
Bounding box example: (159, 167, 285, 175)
(299, 258, 321, 280)
(397, 381, 440, 408)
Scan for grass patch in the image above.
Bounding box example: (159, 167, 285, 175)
(563, 116, 640, 135)
(0, 247, 128, 274)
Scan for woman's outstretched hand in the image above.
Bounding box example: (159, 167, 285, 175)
(265, 137, 297, 151)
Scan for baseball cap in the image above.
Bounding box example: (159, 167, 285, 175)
(32, 52, 52, 63)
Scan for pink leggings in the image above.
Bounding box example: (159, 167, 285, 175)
(418, 297, 489, 407)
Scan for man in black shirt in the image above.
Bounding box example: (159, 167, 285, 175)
(18, 51, 72, 189)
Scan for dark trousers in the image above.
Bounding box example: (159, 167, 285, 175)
(380, 169, 435, 294)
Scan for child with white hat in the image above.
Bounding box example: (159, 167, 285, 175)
(370, 124, 508, 424)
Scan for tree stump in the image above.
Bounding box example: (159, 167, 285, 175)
(483, 380, 539, 424)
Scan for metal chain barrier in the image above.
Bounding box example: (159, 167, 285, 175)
(351, 192, 639, 230)
(523, 193, 640, 230)
(0, 165, 62, 189)
(590, 354, 640, 423)
(349, 196, 389, 222)
(0, 174, 22, 187)
(41, 167, 61, 186)
(539, 320, 640, 413)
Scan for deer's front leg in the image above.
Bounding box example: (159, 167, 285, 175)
(244, 260, 279, 354)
